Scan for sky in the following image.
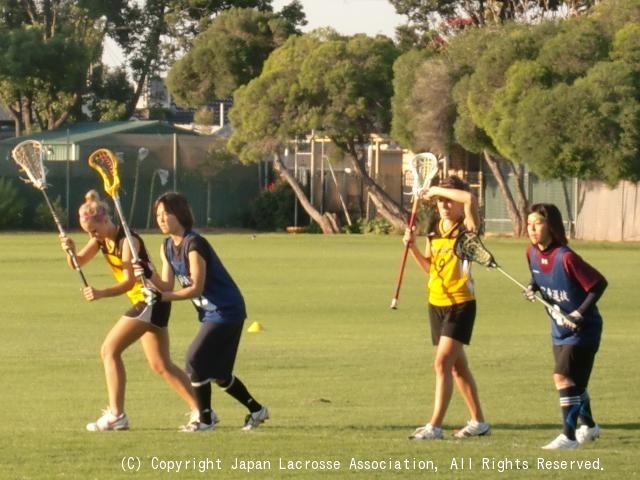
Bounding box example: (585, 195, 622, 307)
(271, 0, 405, 37)
(102, 0, 406, 66)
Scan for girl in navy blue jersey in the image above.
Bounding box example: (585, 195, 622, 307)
(142, 192, 268, 432)
(524, 203, 607, 450)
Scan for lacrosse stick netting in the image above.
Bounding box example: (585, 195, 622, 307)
(11, 140, 89, 286)
(11, 140, 47, 189)
(88, 148, 143, 267)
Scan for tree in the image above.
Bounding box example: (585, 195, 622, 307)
(0, 1, 103, 134)
(166, 7, 298, 106)
(394, 0, 640, 236)
(229, 31, 404, 233)
(104, 0, 306, 119)
(391, 49, 455, 154)
(390, 0, 599, 48)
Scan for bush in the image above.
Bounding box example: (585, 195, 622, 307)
(34, 195, 67, 231)
(0, 178, 25, 229)
(247, 181, 296, 231)
(359, 216, 393, 234)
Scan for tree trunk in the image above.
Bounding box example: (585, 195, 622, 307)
(340, 141, 408, 231)
(483, 150, 529, 236)
(272, 153, 340, 234)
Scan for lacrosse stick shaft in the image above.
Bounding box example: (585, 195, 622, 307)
(111, 194, 141, 264)
(109, 193, 151, 289)
(493, 265, 577, 328)
(494, 266, 552, 310)
(40, 186, 89, 287)
(390, 196, 420, 309)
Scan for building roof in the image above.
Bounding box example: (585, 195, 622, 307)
(0, 120, 197, 162)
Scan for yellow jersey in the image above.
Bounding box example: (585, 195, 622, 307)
(427, 220, 475, 306)
(100, 227, 146, 304)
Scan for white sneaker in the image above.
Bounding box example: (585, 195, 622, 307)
(542, 433, 579, 449)
(409, 423, 443, 440)
(576, 424, 600, 444)
(180, 421, 215, 432)
(242, 406, 269, 431)
(179, 409, 219, 432)
(453, 420, 491, 438)
(86, 409, 129, 431)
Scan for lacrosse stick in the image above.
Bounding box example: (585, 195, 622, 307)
(390, 152, 440, 309)
(453, 231, 579, 329)
(11, 140, 88, 286)
(88, 148, 147, 286)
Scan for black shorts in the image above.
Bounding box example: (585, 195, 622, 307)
(123, 301, 171, 328)
(429, 300, 476, 345)
(552, 344, 598, 388)
(185, 321, 243, 385)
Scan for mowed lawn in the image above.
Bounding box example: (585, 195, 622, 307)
(0, 232, 637, 480)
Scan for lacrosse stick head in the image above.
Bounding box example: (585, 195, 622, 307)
(88, 148, 121, 198)
(453, 231, 497, 268)
(11, 140, 48, 190)
(409, 152, 440, 197)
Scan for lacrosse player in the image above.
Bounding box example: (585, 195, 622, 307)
(524, 203, 607, 449)
(61, 195, 198, 431)
(404, 175, 490, 440)
(141, 192, 268, 432)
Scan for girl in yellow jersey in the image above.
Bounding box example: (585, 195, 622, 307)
(60, 194, 198, 431)
(404, 175, 490, 440)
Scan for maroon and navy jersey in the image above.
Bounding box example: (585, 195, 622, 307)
(527, 244, 604, 346)
(164, 230, 246, 324)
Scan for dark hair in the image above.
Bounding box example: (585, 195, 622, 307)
(529, 203, 568, 245)
(155, 192, 194, 230)
(439, 175, 470, 192)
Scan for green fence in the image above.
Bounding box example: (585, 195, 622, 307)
(1, 161, 260, 231)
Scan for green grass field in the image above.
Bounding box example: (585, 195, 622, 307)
(1, 232, 637, 479)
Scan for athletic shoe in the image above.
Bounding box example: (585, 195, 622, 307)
(542, 434, 579, 449)
(576, 424, 600, 444)
(242, 406, 269, 431)
(179, 409, 219, 432)
(86, 409, 129, 432)
(453, 420, 491, 438)
(409, 423, 443, 440)
(180, 420, 215, 432)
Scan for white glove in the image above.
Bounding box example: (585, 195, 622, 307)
(523, 285, 537, 302)
(549, 305, 580, 331)
(142, 287, 162, 305)
(566, 310, 583, 330)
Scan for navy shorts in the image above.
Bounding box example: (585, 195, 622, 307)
(552, 344, 598, 388)
(123, 301, 171, 328)
(185, 320, 243, 385)
(429, 300, 476, 345)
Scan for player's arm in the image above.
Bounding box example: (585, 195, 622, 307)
(142, 244, 175, 292)
(424, 186, 480, 232)
(161, 249, 206, 302)
(82, 238, 137, 301)
(564, 252, 608, 316)
(404, 226, 431, 274)
(60, 235, 99, 268)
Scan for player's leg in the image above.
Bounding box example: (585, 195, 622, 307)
(451, 348, 491, 437)
(542, 345, 581, 449)
(181, 321, 221, 431)
(140, 327, 198, 412)
(87, 316, 148, 431)
(212, 322, 268, 430)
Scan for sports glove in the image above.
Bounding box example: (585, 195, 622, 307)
(142, 287, 162, 305)
(523, 284, 537, 302)
(566, 310, 583, 330)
